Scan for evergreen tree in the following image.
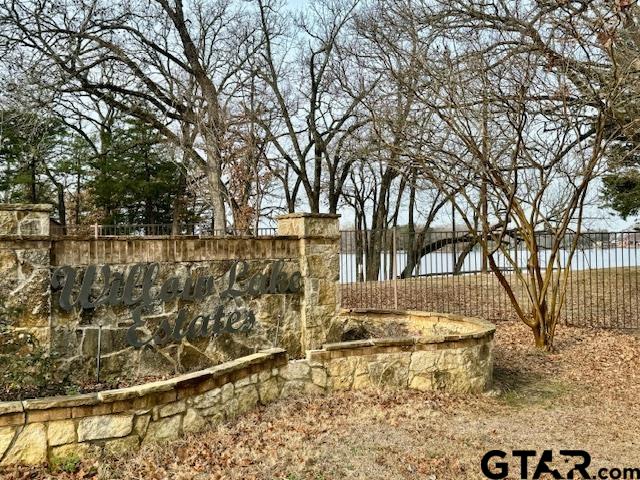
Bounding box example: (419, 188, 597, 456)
(0, 109, 64, 205)
(89, 120, 186, 227)
(600, 3, 640, 220)
(602, 144, 640, 219)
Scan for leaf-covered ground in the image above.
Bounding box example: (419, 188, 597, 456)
(2, 321, 639, 479)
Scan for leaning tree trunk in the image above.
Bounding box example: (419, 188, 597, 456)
(453, 241, 477, 274)
(400, 234, 475, 278)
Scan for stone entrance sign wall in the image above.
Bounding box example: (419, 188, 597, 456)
(0, 204, 497, 467)
(0, 204, 340, 382)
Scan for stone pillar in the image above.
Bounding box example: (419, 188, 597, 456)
(277, 213, 340, 352)
(0, 204, 53, 350)
(0, 204, 52, 236)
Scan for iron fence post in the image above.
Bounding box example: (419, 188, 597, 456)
(393, 227, 398, 310)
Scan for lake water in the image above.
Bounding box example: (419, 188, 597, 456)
(339, 247, 640, 283)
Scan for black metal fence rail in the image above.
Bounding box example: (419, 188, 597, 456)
(339, 229, 640, 329)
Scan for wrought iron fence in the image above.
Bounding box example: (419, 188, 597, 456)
(339, 229, 640, 329)
(50, 223, 277, 238)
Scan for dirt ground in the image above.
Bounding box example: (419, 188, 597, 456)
(4, 320, 639, 480)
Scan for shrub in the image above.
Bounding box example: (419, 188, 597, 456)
(49, 453, 82, 473)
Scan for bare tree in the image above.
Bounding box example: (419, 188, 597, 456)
(351, 0, 462, 280)
(0, 0, 267, 230)
(383, 0, 634, 349)
(255, 0, 375, 213)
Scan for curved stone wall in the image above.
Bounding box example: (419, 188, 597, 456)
(0, 310, 494, 466)
(322, 309, 496, 392)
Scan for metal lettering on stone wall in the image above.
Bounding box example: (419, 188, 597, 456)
(50, 260, 302, 348)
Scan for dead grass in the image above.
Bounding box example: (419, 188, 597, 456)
(3, 321, 639, 479)
(340, 268, 640, 328)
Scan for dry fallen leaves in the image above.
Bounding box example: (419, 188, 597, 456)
(1, 320, 639, 479)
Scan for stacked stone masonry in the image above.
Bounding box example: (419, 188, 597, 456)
(0, 310, 494, 466)
(277, 213, 341, 352)
(0, 204, 52, 238)
(0, 206, 342, 381)
(0, 204, 495, 466)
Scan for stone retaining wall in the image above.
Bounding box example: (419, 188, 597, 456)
(0, 348, 288, 465)
(0, 310, 494, 466)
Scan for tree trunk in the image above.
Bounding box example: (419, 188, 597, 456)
(365, 169, 395, 281)
(56, 184, 66, 227)
(172, 170, 187, 235)
(355, 224, 364, 283)
(307, 188, 321, 214)
(365, 230, 383, 281)
(29, 155, 38, 203)
(400, 233, 474, 278)
(206, 157, 226, 234)
(531, 322, 553, 351)
(328, 191, 339, 214)
(530, 303, 558, 351)
(75, 163, 81, 225)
